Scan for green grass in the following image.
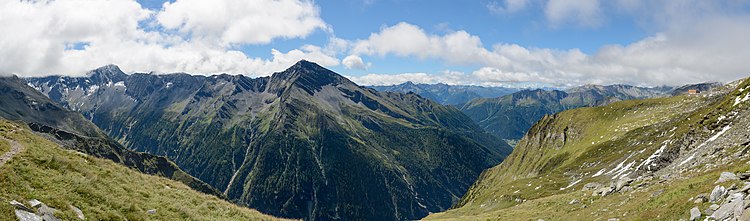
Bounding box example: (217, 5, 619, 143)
(426, 161, 750, 221)
(0, 119, 288, 221)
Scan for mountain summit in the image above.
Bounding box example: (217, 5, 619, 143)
(26, 61, 511, 220)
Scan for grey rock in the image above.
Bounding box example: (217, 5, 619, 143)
(738, 172, 750, 180)
(615, 178, 634, 192)
(10, 200, 32, 212)
(716, 172, 739, 184)
(710, 193, 745, 220)
(37, 204, 57, 216)
(569, 199, 581, 205)
(596, 187, 614, 196)
(621, 186, 633, 193)
(690, 207, 701, 221)
(740, 182, 750, 193)
(28, 199, 42, 208)
(711, 185, 727, 203)
(41, 214, 62, 221)
(15, 209, 42, 221)
(694, 193, 709, 204)
(583, 182, 602, 191)
(607, 218, 620, 221)
(147, 209, 157, 214)
(69, 205, 85, 220)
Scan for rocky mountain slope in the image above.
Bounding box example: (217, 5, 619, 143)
(0, 119, 285, 221)
(460, 84, 679, 141)
(0, 76, 219, 196)
(27, 61, 511, 220)
(425, 77, 750, 220)
(370, 82, 519, 105)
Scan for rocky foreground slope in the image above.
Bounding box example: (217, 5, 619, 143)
(426, 77, 750, 220)
(27, 61, 511, 220)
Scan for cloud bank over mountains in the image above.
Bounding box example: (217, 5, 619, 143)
(0, 0, 749, 87)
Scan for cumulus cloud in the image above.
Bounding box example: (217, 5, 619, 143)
(345, 0, 750, 87)
(342, 55, 370, 70)
(0, 0, 333, 77)
(157, 0, 327, 46)
(351, 22, 496, 65)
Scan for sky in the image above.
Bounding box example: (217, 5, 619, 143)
(1, 0, 750, 87)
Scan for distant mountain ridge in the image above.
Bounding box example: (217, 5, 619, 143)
(370, 81, 520, 105)
(459, 83, 722, 140)
(26, 61, 511, 220)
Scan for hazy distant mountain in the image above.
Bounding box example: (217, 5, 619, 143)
(27, 61, 511, 220)
(370, 82, 519, 105)
(460, 84, 675, 140)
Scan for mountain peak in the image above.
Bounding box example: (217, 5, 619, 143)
(87, 64, 127, 83)
(268, 60, 351, 95)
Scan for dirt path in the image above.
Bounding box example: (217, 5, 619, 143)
(0, 130, 24, 167)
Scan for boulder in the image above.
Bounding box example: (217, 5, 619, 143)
(615, 178, 634, 192)
(710, 193, 745, 220)
(693, 193, 709, 204)
(621, 186, 633, 193)
(716, 172, 739, 184)
(710, 185, 726, 203)
(569, 199, 581, 205)
(14, 210, 42, 221)
(28, 199, 42, 208)
(147, 209, 157, 214)
(689, 207, 701, 221)
(583, 182, 602, 191)
(69, 205, 85, 220)
(595, 187, 614, 196)
(739, 182, 750, 193)
(10, 200, 32, 212)
(738, 172, 750, 180)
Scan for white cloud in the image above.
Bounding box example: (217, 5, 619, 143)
(544, 0, 603, 27)
(0, 0, 334, 77)
(342, 55, 370, 70)
(487, 0, 530, 14)
(351, 22, 496, 65)
(157, 0, 327, 46)
(347, 17, 750, 86)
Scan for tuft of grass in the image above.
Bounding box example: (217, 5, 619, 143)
(0, 119, 290, 221)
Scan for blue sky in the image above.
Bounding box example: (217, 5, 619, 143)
(2, 0, 750, 87)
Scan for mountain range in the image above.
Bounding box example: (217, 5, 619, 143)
(426, 77, 750, 220)
(460, 84, 680, 141)
(370, 82, 520, 105)
(25, 61, 511, 220)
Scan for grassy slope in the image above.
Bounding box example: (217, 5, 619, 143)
(425, 162, 750, 220)
(0, 119, 286, 221)
(425, 85, 740, 220)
